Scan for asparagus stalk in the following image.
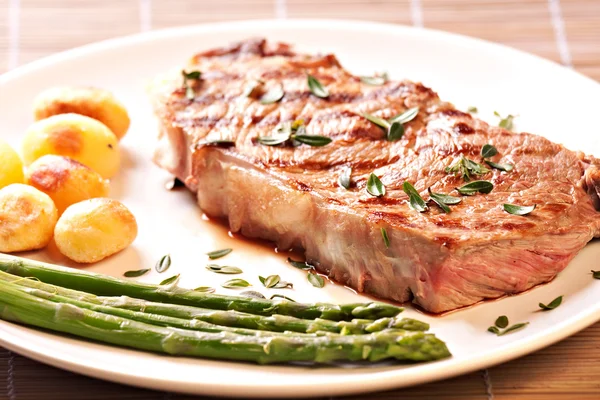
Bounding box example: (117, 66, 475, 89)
(0, 254, 402, 321)
(3, 280, 324, 338)
(0, 271, 427, 335)
(0, 281, 451, 363)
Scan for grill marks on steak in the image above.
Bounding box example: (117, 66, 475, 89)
(150, 38, 600, 313)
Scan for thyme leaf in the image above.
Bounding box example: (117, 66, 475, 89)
(288, 258, 314, 270)
(338, 166, 352, 189)
(539, 295, 563, 310)
(308, 273, 325, 288)
(221, 278, 251, 288)
(388, 107, 419, 125)
(159, 274, 180, 286)
(402, 182, 428, 212)
(307, 74, 329, 98)
(205, 265, 243, 274)
(503, 204, 536, 216)
(366, 173, 386, 197)
(123, 269, 150, 278)
(456, 180, 494, 196)
(206, 248, 232, 260)
(481, 144, 498, 159)
(260, 85, 284, 104)
(155, 254, 172, 273)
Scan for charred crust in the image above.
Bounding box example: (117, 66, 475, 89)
(439, 109, 471, 118)
(453, 122, 475, 135)
(291, 180, 312, 192)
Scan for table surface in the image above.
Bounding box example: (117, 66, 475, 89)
(1, 0, 599, 399)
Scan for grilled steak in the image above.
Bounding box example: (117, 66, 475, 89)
(150, 39, 600, 313)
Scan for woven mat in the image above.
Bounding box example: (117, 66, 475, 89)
(0, 0, 599, 398)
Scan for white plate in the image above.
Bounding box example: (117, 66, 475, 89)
(1, 19, 600, 398)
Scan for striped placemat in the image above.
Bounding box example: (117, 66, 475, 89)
(0, 1, 599, 399)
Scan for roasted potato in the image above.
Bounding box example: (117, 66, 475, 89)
(0, 184, 58, 252)
(54, 198, 137, 263)
(21, 113, 120, 178)
(0, 140, 24, 189)
(25, 155, 109, 215)
(33, 87, 130, 140)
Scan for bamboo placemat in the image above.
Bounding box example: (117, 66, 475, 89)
(0, 0, 599, 399)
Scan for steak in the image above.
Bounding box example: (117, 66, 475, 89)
(149, 38, 600, 313)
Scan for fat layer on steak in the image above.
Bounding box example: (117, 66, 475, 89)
(150, 38, 600, 313)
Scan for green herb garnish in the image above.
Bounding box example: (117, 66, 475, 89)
(260, 275, 280, 288)
(428, 188, 462, 213)
(402, 182, 428, 212)
(257, 120, 331, 147)
(467, 106, 478, 113)
(503, 204, 536, 216)
(381, 227, 390, 248)
(293, 134, 332, 147)
(360, 72, 388, 86)
(307, 74, 329, 98)
(257, 133, 290, 146)
(487, 326, 500, 334)
(270, 294, 297, 302)
(182, 70, 201, 99)
(205, 265, 243, 274)
(259, 275, 293, 289)
(207, 248, 232, 260)
(539, 295, 563, 310)
(495, 315, 509, 328)
(155, 254, 171, 273)
(387, 121, 404, 141)
(456, 180, 494, 195)
(481, 144, 514, 172)
(193, 286, 215, 293)
(288, 258, 313, 270)
(494, 111, 516, 131)
(480, 144, 498, 159)
(366, 173, 386, 197)
(488, 315, 528, 336)
(362, 113, 390, 130)
(363, 108, 418, 142)
(485, 160, 514, 172)
(221, 278, 251, 288)
(123, 269, 150, 278)
(338, 166, 352, 189)
(498, 322, 529, 336)
(259, 85, 284, 104)
(388, 107, 419, 125)
(308, 272, 325, 288)
(159, 274, 180, 286)
(445, 157, 490, 182)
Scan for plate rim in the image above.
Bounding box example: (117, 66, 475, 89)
(1, 18, 600, 398)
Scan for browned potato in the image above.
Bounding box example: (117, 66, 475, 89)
(25, 155, 109, 215)
(33, 87, 130, 140)
(21, 113, 120, 178)
(0, 184, 58, 252)
(54, 198, 137, 263)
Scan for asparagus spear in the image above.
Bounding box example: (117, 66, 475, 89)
(0, 281, 451, 363)
(0, 271, 427, 335)
(0, 254, 401, 321)
(3, 280, 324, 338)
